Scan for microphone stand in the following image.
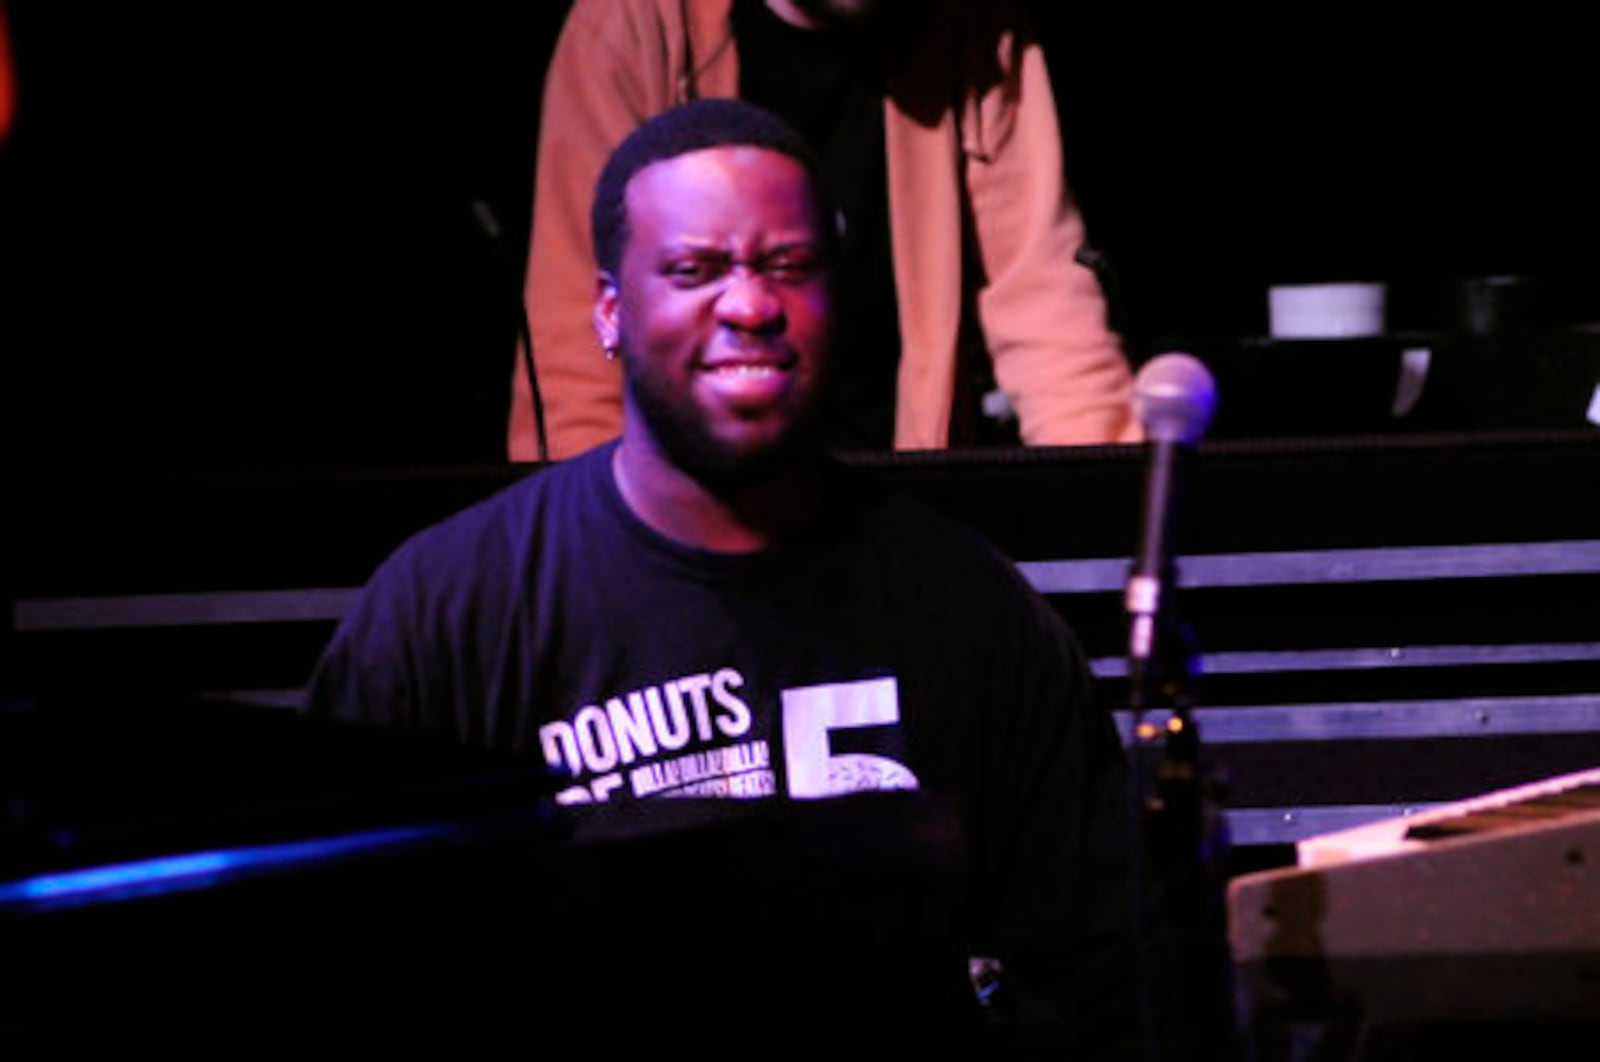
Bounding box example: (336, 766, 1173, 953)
(1123, 355, 1238, 1062)
(1128, 587, 1236, 1062)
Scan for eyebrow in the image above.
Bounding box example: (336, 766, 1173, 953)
(658, 236, 824, 260)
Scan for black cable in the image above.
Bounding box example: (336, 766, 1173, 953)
(472, 199, 549, 464)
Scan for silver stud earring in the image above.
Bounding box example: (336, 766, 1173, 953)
(602, 341, 619, 360)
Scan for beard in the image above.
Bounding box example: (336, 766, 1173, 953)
(621, 344, 825, 493)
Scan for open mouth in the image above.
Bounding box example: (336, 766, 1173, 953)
(698, 359, 796, 410)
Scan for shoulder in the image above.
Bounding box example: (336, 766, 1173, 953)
(829, 472, 1089, 700)
(830, 464, 1040, 603)
(373, 445, 613, 597)
(545, 0, 726, 118)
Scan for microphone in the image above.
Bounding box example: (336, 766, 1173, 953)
(1125, 352, 1217, 712)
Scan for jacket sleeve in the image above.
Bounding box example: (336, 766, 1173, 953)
(963, 18, 1143, 447)
(509, 1, 663, 461)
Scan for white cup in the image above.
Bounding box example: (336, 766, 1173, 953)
(1268, 282, 1387, 340)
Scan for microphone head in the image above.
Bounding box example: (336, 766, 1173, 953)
(1134, 352, 1218, 445)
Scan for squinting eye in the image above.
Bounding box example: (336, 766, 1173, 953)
(664, 260, 721, 287)
(765, 257, 821, 284)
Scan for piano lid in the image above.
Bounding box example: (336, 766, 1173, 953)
(0, 688, 567, 887)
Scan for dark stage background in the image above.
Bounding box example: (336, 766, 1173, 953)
(2, 1, 1596, 465)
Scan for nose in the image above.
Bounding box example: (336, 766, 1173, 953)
(714, 267, 784, 333)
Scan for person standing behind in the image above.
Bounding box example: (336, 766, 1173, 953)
(509, 0, 1143, 461)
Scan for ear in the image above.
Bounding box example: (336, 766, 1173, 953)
(593, 271, 620, 356)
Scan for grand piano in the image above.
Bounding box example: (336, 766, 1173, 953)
(0, 690, 975, 1040)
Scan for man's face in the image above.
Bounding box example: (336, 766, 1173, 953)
(596, 145, 833, 482)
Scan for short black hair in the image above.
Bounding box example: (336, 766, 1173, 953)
(590, 97, 833, 275)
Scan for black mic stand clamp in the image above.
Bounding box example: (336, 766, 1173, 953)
(1128, 587, 1221, 875)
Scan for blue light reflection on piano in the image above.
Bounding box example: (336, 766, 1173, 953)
(0, 824, 457, 913)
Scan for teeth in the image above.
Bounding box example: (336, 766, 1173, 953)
(709, 364, 779, 375)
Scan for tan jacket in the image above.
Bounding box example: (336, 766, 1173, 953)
(511, 0, 1141, 461)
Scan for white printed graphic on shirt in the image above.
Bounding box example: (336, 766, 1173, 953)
(538, 671, 917, 805)
(781, 677, 919, 798)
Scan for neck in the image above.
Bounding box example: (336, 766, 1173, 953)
(612, 439, 822, 553)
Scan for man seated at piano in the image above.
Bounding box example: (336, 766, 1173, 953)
(306, 98, 1137, 1047)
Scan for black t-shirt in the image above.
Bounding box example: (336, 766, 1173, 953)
(307, 442, 1138, 1040)
(312, 445, 1126, 917)
(732, 0, 902, 450)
